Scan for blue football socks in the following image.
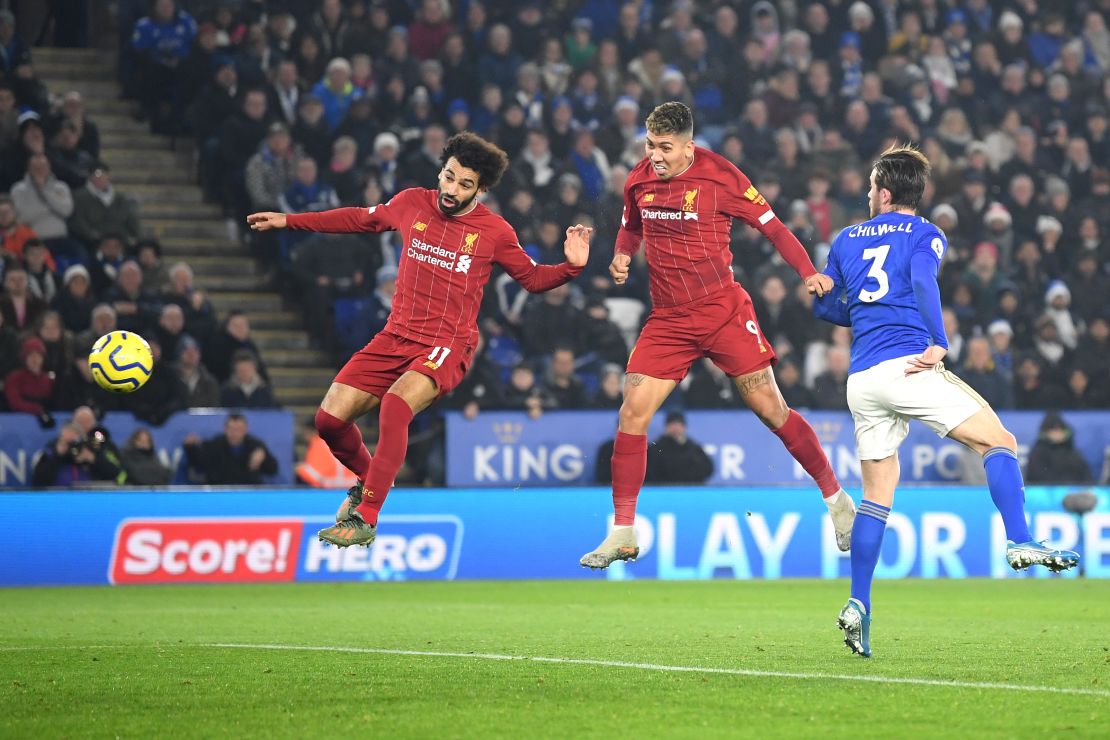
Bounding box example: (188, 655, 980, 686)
(983, 447, 1032, 543)
(850, 500, 891, 614)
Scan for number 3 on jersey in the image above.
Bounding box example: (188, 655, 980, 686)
(859, 244, 891, 303)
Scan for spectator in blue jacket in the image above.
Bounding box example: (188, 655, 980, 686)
(130, 0, 196, 133)
(311, 57, 363, 130)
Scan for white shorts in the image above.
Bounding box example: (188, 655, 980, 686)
(846, 355, 987, 460)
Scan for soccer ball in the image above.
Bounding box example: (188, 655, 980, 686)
(89, 330, 154, 393)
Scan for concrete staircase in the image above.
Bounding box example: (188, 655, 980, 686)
(34, 47, 331, 436)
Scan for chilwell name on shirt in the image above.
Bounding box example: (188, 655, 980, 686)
(846, 221, 913, 238)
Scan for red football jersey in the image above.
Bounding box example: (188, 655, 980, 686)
(287, 188, 581, 346)
(614, 146, 817, 308)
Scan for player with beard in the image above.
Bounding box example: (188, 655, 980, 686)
(248, 132, 591, 547)
(579, 102, 856, 570)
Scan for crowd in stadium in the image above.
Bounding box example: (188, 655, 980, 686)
(4, 0, 1110, 483)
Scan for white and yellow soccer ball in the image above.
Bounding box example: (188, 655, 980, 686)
(88, 330, 154, 393)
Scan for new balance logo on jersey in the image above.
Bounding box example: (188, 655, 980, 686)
(642, 193, 655, 203)
(413, 221, 428, 231)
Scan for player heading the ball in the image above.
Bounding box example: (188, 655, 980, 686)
(814, 144, 1079, 658)
(579, 101, 856, 571)
(248, 132, 591, 549)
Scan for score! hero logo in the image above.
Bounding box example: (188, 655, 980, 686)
(109, 518, 302, 584)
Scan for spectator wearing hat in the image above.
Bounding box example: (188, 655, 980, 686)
(645, 410, 713, 485)
(1, 264, 47, 333)
(69, 160, 141, 247)
(1043, 280, 1080, 349)
(366, 131, 401, 198)
(4, 336, 54, 422)
(995, 11, 1030, 67)
(52, 263, 95, 333)
(982, 202, 1015, 270)
(245, 122, 299, 213)
(174, 333, 219, 408)
(987, 319, 1016, 380)
(1025, 412, 1094, 483)
(312, 57, 363, 130)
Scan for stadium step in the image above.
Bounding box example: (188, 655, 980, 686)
(254, 329, 311, 350)
(249, 311, 305, 332)
(99, 131, 175, 151)
(139, 204, 222, 221)
(37, 47, 337, 436)
(273, 386, 330, 407)
(99, 147, 188, 170)
(264, 348, 332, 367)
(143, 218, 237, 240)
(120, 185, 206, 205)
(208, 291, 284, 313)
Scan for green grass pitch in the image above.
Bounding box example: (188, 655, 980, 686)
(1, 580, 1107, 738)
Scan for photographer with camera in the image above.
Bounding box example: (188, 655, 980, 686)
(32, 420, 127, 487)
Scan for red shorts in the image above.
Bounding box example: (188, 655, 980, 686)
(627, 284, 776, 381)
(334, 330, 474, 399)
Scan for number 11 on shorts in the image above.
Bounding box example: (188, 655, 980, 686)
(426, 346, 451, 369)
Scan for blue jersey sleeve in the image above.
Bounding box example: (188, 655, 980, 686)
(910, 228, 948, 348)
(813, 233, 852, 327)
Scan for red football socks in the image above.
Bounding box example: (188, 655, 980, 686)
(314, 408, 372, 480)
(772, 409, 840, 498)
(610, 431, 648, 525)
(355, 392, 414, 525)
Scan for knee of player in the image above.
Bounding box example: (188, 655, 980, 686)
(617, 403, 652, 434)
(992, 428, 1018, 452)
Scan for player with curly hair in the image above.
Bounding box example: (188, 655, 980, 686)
(248, 132, 592, 547)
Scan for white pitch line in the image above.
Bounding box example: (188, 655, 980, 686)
(206, 643, 1110, 699)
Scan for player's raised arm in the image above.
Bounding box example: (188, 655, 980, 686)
(496, 225, 589, 293)
(247, 197, 405, 234)
(719, 163, 831, 294)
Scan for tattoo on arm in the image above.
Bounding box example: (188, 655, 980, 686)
(735, 369, 771, 397)
(627, 373, 646, 387)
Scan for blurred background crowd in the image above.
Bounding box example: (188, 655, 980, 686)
(3, 0, 1110, 485)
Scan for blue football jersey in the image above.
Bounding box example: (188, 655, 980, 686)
(819, 212, 948, 374)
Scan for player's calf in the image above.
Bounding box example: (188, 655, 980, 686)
(579, 527, 639, 569)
